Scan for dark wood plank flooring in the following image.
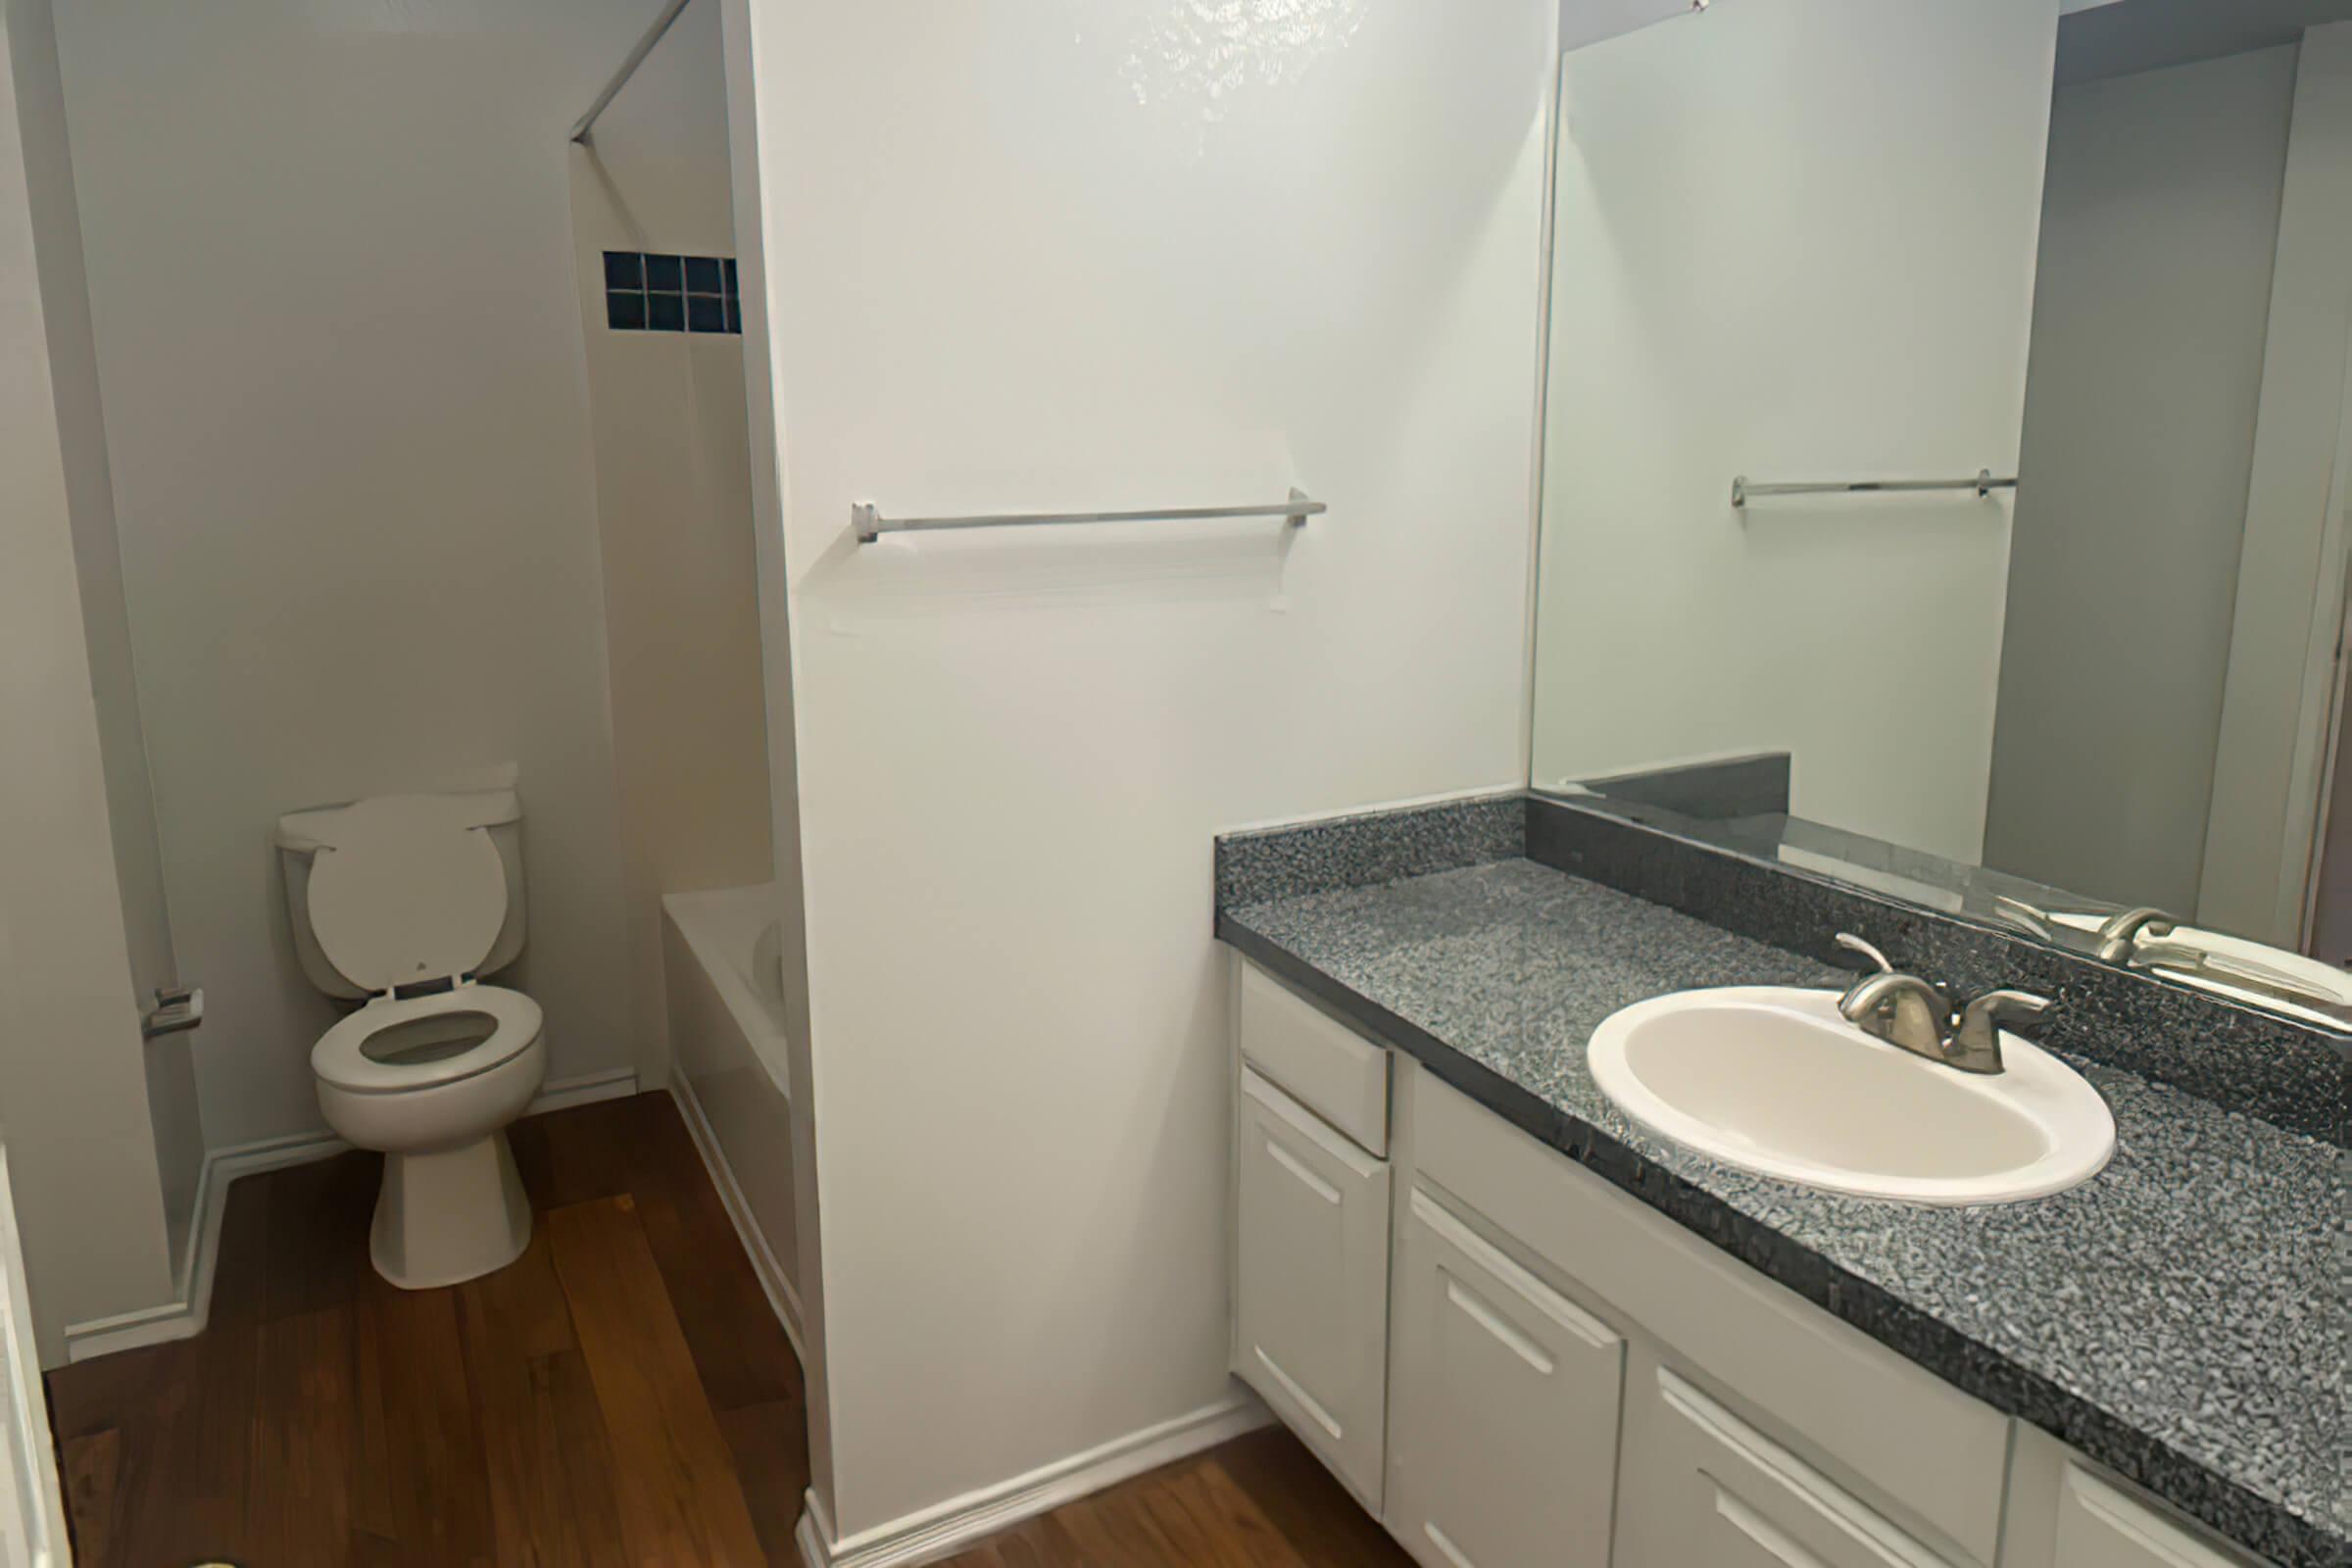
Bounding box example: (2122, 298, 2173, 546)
(44, 1091, 1406, 1567)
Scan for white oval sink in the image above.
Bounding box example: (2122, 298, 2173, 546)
(1588, 987, 2115, 1204)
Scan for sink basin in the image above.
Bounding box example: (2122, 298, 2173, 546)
(1587, 987, 2115, 1204)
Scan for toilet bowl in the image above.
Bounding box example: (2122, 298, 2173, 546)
(278, 790, 547, 1289)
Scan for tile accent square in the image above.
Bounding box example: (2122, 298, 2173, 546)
(684, 255, 722, 293)
(602, 250, 643, 289)
(724, 298, 742, 334)
(723, 257, 739, 297)
(646, 292, 685, 332)
(605, 290, 646, 330)
(687, 294, 726, 333)
(643, 253, 684, 291)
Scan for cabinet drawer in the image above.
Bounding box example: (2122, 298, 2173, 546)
(1234, 1066, 1392, 1509)
(1387, 1185, 1625, 1568)
(2050, 1467, 2254, 1568)
(1618, 1352, 1965, 1568)
(1240, 960, 1390, 1156)
(1413, 1066, 2007, 1566)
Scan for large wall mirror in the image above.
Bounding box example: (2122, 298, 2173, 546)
(1531, 0, 2352, 1028)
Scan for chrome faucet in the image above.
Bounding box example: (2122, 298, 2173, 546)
(1833, 933, 2051, 1075)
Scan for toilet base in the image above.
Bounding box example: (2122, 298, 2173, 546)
(369, 1130, 533, 1290)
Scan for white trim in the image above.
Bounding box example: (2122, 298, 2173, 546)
(60, 1067, 640, 1362)
(663, 1072, 806, 1362)
(794, 1392, 1271, 1568)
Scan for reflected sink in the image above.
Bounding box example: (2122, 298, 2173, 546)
(1587, 987, 2115, 1204)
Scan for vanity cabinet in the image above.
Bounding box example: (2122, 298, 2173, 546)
(1233, 1064, 1391, 1508)
(1386, 1185, 1624, 1568)
(1228, 957, 2278, 1568)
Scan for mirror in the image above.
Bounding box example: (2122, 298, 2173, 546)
(1530, 0, 2352, 1027)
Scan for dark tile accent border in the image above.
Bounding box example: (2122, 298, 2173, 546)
(1528, 793, 2351, 1145)
(603, 249, 743, 334)
(1213, 793, 1525, 910)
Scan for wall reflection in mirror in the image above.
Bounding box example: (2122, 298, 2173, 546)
(1530, 0, 2352, 1028)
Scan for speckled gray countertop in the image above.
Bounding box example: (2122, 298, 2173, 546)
(1218, 858, 2348, 1567)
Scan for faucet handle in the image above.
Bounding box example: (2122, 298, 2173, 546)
(1834, 932, 1894, 974)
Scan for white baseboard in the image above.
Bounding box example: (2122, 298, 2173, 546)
(795, 1392, 1272, 1568)
(60, 1066, 641, 1363)
(663, 1073, 806, 1363)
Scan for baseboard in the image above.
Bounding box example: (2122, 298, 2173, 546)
(60, 1066, 641, 1363)
(795, 1392, 1272, 1568)
(663, 1074, 806, 1362)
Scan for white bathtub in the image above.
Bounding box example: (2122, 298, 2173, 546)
(662, 883, 801, 1332)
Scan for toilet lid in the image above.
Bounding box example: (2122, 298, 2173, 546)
(312, 985, 542, 1095)
(305, 795, 509, 993)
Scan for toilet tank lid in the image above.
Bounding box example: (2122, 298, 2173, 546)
(276, 788, 520, 853)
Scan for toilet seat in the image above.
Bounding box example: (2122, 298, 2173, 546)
(313, 985, 543, 1096)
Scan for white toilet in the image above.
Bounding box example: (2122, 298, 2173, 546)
(276, 789, 547, 1290)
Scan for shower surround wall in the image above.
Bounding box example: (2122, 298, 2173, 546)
(567, 0, 773, 1084)
(49, 0, 656, 1150)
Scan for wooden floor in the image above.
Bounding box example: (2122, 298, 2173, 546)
(43, 1092, 1406, 1567)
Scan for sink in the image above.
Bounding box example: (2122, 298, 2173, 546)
(1587, 987, 2115, 1204)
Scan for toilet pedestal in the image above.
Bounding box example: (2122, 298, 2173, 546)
(370, 1131, 533, 1290)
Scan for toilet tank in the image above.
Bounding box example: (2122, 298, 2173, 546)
(277, 789, 527, 1000)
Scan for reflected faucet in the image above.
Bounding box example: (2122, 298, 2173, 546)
(1832, 933, 2050, 1075)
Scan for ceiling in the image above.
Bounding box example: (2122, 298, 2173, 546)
(2058, 0, 2352, 85)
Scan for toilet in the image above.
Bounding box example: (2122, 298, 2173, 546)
(276, 789, 546, 1289)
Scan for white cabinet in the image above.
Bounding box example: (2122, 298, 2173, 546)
(1386, 1186, 1625, 1568)
(1233, 1065, 1392, 1509)
(2001, 1427, 2260, 1568)
(1615, 1351, 1963, 1568)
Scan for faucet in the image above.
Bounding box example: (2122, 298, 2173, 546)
(1991, 895, 2175, 964)
(1832, 934, 2051, 1075)
(2089, 906, 2177, 963)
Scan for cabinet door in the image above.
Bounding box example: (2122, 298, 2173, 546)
(1235, 1066, 1392, 1509)
(1617, 1352, 1968, 1568)
(2050, 1467, 2252, 1568)
(1386, 1186, 1626, 1568)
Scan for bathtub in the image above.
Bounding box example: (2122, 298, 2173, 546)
(662, 883, 802, 1335)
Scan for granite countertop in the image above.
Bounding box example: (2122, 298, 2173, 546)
(1218, 858, 2348, 1568)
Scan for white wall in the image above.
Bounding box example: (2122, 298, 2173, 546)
(1531, 0, 2056, 866)
(736, 0, 1553, 1541)
(569, 0, 771, 1082)
(0, 2, 178, 1363)
(1983, 46, 2296, 914)
(51, 0, 658, 1147)
(4, 0, 199, 1266)
(2202, 22, 2352, 947)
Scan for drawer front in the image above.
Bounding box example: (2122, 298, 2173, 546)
(1619, 1353, 1965, 1568)
(1387, 1185, 1626, 1568)
(2051, 1467, 2254, 1568)
(1412, 1066, 2006, 1566)
(1240, 959, 1390, 1156)
(1234, 1067, 1392, 1509)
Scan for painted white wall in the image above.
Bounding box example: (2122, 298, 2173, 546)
(735, 0, 1553, 1540)
(715, 0, 831, 1517)
(50, 0, 656, 1147)
(0, 1, 178, 1363)
(1531, 0, 2057, 866)
(568, 0, 771, 1084)
(1983, 46, 2296, 915)
(2203, 22, 2352, 947)
(3, 0, 199, 1267)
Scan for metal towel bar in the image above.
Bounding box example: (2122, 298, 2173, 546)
(1731, 469, 2016, 509)
(853, 489, 1325, 544)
